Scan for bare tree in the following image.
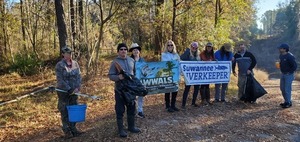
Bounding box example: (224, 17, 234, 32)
(55, 0, 67, 52)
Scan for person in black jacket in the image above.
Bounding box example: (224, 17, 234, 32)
(232, 43, 257, 101)
(277, 43, 297, 108)
(180, 42, 201, 109)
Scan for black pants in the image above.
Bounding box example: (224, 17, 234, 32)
(57, 92, 78, 133)
(165, 92, 178, 109)
(114, 90, 136, 122)
(200, 84, 210, 101)
(182, 85, 200, 106)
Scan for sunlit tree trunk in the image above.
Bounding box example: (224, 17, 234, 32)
(20, 0, 27, 51)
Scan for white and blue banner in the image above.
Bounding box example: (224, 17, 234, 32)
(135, 61, 180, 95)
(180, 61, 231, 85)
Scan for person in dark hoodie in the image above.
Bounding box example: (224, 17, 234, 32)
(180, 42, 201, 109)
(277, 43, 297, 108)
(232, 43, 257, 101)
(108, 43, 141, 138)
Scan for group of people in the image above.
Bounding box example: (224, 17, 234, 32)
(54, 40, 297, 138)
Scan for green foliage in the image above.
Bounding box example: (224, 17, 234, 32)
(9, 53, 43, 76)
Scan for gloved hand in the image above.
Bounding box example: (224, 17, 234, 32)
(74, 88, 80, 93)
(67, 89, 74, 95)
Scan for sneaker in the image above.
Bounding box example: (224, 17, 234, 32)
(64, 131, 73, 139)
(72, 130, 84, 137)
(201, 101, 208, 106)
(172, 107, 180, 111)
(281, 103, 292, 108)
(191, 104, 199, 107)
(279, 103, 285, 107)
(167, 107, 175, 112)
(137, 112, 145, 118)
(206, 100, 212, 105)
(214, 99, 220, 102)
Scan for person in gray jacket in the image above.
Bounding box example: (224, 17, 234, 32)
(180, 42, 201, 108)
(55, 45, 83, 139)
(108, 43, 141, 138)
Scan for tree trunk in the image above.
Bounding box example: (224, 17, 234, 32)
(55, 0, 67, 53)
(171, 0, 176, 41)
(20, 0, 27, 51)
(78, 0, 84, 42)
(70, 0, 76, 50)
(154, 0, 164, 55)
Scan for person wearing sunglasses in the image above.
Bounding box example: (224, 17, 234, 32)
(180, 42, 201, 109)
(108, 43, 141, 137)
(161, 40, 181, 112)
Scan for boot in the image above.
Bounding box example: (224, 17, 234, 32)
(171, 92, 179, 111)
(200, 88, 207, 105)
(191, 85, 200, 106)
(165, 93, 170, 109)
(128, 116, 141, 133)
(70, 123, 84, 137)
(63, 128, 73, 139)
(117, 118, 128, 137)
(205, 88, 212, 105)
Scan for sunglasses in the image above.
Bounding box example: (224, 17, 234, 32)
(119, 48, 128, 51)
(167, 44, 173, 47)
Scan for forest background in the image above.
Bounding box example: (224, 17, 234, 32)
(1, 0, 300, 141)
(0, 0, 299, 77)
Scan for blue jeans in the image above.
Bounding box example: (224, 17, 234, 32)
(280, 73, 294, 104)
(137, 96, 144, 113)
(215, 83, 228, 101)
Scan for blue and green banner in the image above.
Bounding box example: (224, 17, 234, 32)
(135, 61, 180, 95)
(180, 61, 232, 85)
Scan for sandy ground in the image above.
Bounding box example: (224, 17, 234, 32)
(7, 76, 297, 142)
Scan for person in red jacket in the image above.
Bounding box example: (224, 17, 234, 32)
(200, 42, 215, 105)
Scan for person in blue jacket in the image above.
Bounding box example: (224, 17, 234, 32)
(277, 43, 297, 108)
(214, 43, 234, 102)
(180, 42, 201, 108)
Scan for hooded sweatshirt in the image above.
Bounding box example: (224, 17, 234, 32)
(108, 56, 135, 83)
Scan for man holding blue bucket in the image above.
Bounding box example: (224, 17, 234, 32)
(108, 43, 141, 138)
(55, 45, 84, 139)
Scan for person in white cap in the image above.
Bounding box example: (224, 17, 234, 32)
(129, 43, 146, 118)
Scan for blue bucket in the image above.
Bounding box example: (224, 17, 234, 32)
(67, 104, 87, 122)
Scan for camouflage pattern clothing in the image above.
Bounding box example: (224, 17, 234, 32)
(55, 59, 81, 136)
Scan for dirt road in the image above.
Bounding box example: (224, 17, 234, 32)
(35, 78, 298, 142)
(2, 74, 299, 142)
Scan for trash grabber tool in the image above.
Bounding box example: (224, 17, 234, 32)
(54, 88, 100, 100)
(0, 86, 51, 106)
